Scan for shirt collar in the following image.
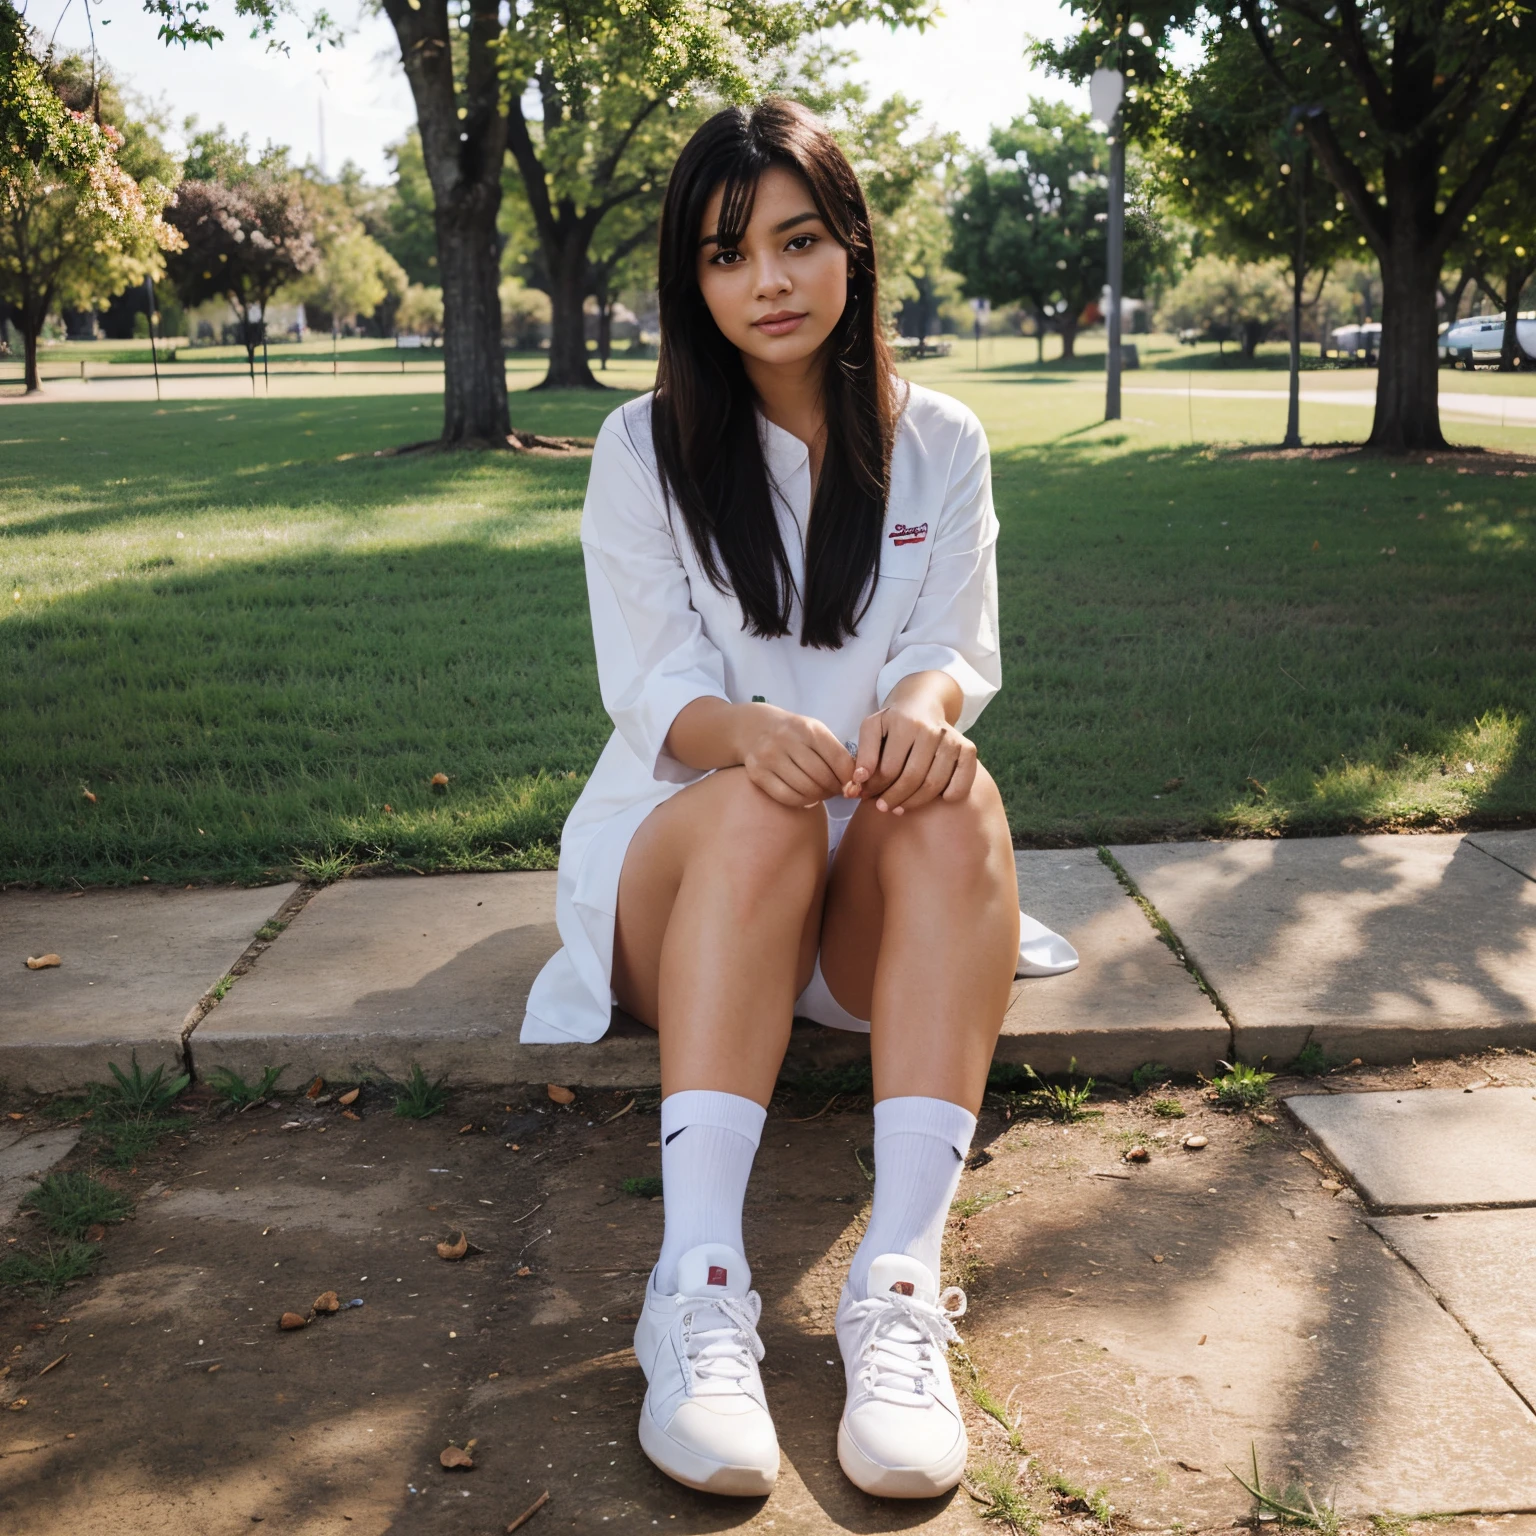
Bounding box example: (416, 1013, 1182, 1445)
(756, 410, 811, 483)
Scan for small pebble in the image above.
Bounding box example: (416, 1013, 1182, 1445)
(1183, 1134, 1209, 1150)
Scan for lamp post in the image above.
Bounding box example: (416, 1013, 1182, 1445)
(1283, 104, 1324, 450)
(1091, 66, 1126, 422)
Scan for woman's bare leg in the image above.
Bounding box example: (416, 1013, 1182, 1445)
(817, 764, 1019, 1111)
(612, 766, 828, 1107)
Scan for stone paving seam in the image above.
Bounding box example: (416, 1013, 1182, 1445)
(179, 880, 320, 1079)
(1094, 844, 1239, 1048)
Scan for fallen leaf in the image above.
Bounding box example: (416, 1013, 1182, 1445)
(25, 954, 62, 970)
(84, 1225, 105, 1243)
(459, 1124, 474, 1135)
(1183, 1134, 1209, 1150)
(341, 1109, 360, 1121)
(312, 1291, 341, 1315)
(7, 1398, 27, 1411)
(1123, 1146, 1150, 1163)
(430, 772, 450, 790)
(546, 1084, 575, 1105)
(82, 789, 97, 804)
(439, 1444, 474, 1470)
(208, 1364, 221, 1373)
(338, 1088, 360, 1106)
(6, 1112, 24, 1121)
(1244, 776, 1268, 797)
(1320, 1179, 1344, 1193)
(437, 1232, 469, 1261)
(1152, 1254, 1166, 1264)
(382, 803, 394, 814)
(1177, 1459, 1204, 1473)
(515, 1266, 532, 1277)
(38, 1355, 67, 1376)
(1297, 1147, 1327, 1170)
(1161, 777, 1184, 793)
(1253, 1112, 1277, 1125)
(506, 1490, 550, 1531)
(1196, 1336, 1207, 1347)
(278, 1313, 310, 1331)
(305, 1076, 324, 1099)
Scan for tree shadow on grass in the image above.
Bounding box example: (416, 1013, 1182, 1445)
(0, 392, 634, 541)
(0, 540, 609, 886)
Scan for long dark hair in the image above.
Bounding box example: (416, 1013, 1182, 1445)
(651, 98, 898, 650)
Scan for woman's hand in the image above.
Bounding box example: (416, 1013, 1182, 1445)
(664, 697, 854, 809)
(849, 672, 976, 815)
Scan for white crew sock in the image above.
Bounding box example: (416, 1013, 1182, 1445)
(848, 1096, 977, 1300)
(654, 1089, 767, 1295)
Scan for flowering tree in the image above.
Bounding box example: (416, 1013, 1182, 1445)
(0, 2, 178, 391)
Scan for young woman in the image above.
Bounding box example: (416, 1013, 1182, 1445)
(521, 98, 1069, 1501)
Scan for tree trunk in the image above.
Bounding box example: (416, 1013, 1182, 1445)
(1241, 319, 1262, 359)
(22, 322, 40, 393)
(1370, 241, 1447, 450)
(1058, 314, 1079, 360)
(437, 189, 509, 442)
(538, 239, 600, 390)
(1500, 261, 1534, 371)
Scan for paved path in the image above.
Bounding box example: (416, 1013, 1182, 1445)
(1117, 383, 1536, 427)
(4, 830, 1534, 1093)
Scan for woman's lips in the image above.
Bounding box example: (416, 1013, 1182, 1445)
(753, 312, 808, 336)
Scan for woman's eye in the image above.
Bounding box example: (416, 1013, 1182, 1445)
(710, 249, 743, 266)
(786, 235, 816, 251)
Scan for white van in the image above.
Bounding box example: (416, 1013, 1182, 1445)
(1439, 313, 1536, 367)
(1331, 322, 1381, 361)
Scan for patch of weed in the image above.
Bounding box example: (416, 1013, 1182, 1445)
(1042, 1468, 1116, 1526)
(1040, 1077, 1098, 1124)
(1291, 1041, 1334, 1076)
(209, 973, 235, 1002)
(392, 1064, 450, 1119)
(1229, 1445, 1340, 1535)
(255, 919, 288, 941)
(620, 1175, 663, 1198)
(21, 1171, 131, 1239)
(100, 1055, 190, 1117)
(207, 1064, 287, 1108)
(1151, 1098, 1187, 1118)
(1131, 1061, 1172, 1094)
(966, 1460, 1039, 1533)
(953, 1189, 1012, 1220)
(968, 1382, 1023, 1451)
(1212, 1060, 1276, 1108)
(0, 1240, 100, 1296)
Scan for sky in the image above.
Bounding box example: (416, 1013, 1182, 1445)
(35, 0, 1089, 183)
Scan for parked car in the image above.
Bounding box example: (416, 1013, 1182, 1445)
(1331, 322, 1381, 362)
(1438, 313, 1536, 368)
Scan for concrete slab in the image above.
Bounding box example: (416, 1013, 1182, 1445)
(193, 859, 1228, 1092)
(1112, 834, 1536, 1066)
(0, 884, 297, 1093)
(1372, 1208, 1536, 1409)
(190, 872, 604, 1089)
(1469, 828, 1536, 883)
(0, 1125, 80, 1227)
(1286, 1086, 1536, 1212)
(1001, 850, 1229, 1077)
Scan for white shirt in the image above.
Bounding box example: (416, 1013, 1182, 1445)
(520, 380, 1002, 1044)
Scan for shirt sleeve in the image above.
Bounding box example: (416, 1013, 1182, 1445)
(581, 417, 731, 783)
(875, 410, 1002, 731)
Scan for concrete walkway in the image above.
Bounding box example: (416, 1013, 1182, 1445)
(2, 831, 1533, 1094)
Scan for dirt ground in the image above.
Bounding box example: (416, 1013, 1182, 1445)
(3, 1052, 1536, 1536)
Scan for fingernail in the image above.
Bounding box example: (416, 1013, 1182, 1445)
(876, 799, 887, 812)
(893, 806, 905, 817)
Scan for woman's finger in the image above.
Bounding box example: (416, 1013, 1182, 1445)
(785, 738, 844, 799)
(800, 719, 856, 791)
(901, 734, 962, 811)
(851, 711, 886, 794)
(747, 762, 823, 808)
(942, 739, 979, 802)
(874, 725, 940, 811)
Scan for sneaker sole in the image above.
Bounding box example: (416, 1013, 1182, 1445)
(836, 1419, 967, 1499)
(638, 1401, 778, 1497)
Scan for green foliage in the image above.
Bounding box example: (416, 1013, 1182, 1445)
(1228, 1444, 1340, 1535)
(379, 132, 439, 286)
(1042, 1469, 1115, 1527)
(1156, 255, 1291, 357)
(1151, 1099, 1187, 1119)
(967, 1460, 1040, 1533)
(621, 1175, 664, 1198)
(1131, 1061, 1172, 1094)
(0, 1239, 99, 1296)
(1039, 1078, 1097, 1124)
(207, 1064, 287, 1107)
(952, 1189, 1011, 1220)
(1290, 1042, 1332, 1077)
(103, 1056, 190, 1117)
(949, 100, 1170, 357)
(1211, 1060, 1275, 1108)
(21, 1171, 132, 1239)
(392, 1064, 450, 1120)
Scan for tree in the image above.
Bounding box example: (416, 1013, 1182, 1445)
(1453, 170, 1536, 370)
(948, 99, 1166, 360)
(1039, 0, 1536, 451)
(1156, 253, 1290, 354)
(375, 130, 439, 287)
(290, 228, 405, 337)
(0, 8, 178, 391)
(163, 174, 319, 381)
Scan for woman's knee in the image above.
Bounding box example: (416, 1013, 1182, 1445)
(880, 765, 1011, 887)
(695, 767, 827, 888)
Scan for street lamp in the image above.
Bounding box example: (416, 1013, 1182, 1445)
(1283, 104, 1324, 449)
(1091, 66, 1126, 422)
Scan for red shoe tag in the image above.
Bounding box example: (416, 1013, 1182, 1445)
(889, 1280, 915, 1296)
(707, 1265, 728, 1287)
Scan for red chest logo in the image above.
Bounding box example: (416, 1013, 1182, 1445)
(888, 522, 928, 547)
(707, 1265, 728, 1287)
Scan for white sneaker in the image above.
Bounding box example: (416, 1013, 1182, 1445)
(835, 1254, 969, 1498)
(632, 1243, 779, 1496)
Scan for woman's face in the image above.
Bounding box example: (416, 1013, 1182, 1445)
(695, 164, 850, 370)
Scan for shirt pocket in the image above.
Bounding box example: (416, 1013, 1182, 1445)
(877, 515, 934, 584)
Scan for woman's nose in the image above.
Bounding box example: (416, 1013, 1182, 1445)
(753, 258, 791, 300)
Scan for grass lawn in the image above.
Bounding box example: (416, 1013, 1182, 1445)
(3, 340, 1534, 887)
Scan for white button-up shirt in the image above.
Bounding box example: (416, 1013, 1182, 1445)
(520, 381, 1002, 1044)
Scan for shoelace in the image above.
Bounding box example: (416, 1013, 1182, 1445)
(677, 1289, 765, 1396)
(847, 1287, 967, 1405)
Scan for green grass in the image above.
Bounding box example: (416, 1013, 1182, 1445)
(42, 1055, 190, 1167)
(1212, 1060, 1276, 1107)
(4, 344, 1536, 884)
(620, 1175, 664, 1198)
(0, 1240, 100, 1296)
(391, 1064, 450, 1119)
(21, 1170, 132, 1238)
(207, 1063, 287, 1106)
